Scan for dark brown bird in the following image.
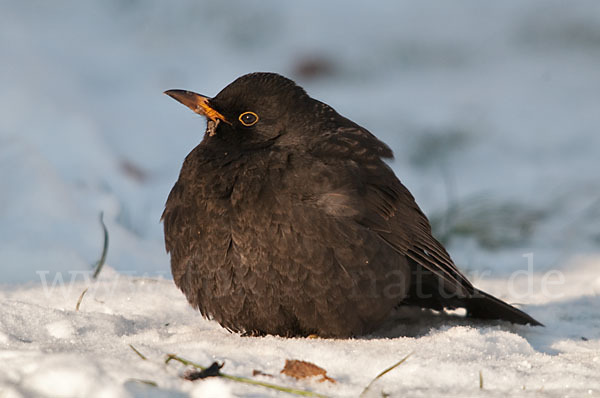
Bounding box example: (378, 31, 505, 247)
(162, 72, 541, 337)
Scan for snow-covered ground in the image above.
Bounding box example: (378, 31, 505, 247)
(1, 1, 599, 396)
(1, 264, 599, 398)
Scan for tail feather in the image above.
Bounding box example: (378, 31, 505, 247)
(465, 289, 543, 326)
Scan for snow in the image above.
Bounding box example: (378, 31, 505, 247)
(1, 0, 600, 397)
(1, 271, 599, 397)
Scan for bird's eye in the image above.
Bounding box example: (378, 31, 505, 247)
(239, 111, 259, 126)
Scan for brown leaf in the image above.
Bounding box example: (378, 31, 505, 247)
(120, 159, 148, 183)
(280, 359, 336, 383)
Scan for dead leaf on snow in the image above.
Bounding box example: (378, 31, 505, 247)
(280, 359, 336, 383)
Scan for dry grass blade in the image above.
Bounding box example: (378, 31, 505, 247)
(129, 344, 148, 360)
(479, 370, 483, 389)
(92, 211, 109, 279)
(127, 378, 158, 387)
(359, 352, 412, 397)
(165, 354, 329, 397)
(75, 287, 88, 311)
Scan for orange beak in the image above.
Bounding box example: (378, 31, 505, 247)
(164, 89, 227, 123)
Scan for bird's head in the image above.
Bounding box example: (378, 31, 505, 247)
(165, 72, 315, 149)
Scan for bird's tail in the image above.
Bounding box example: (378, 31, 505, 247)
(464, 289, 543, 326)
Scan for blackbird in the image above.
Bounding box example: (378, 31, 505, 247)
(162, 72, 541, 337)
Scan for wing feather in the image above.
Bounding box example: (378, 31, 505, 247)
(311, 124, 475, 298)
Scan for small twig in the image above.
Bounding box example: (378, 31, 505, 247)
(92, 211, 109, 279)
(165, 354, 328, 397)
(75, 287, 89, 311)
(359, 352, 412, 397)
(129, 344, 147, 360)
(479, 370, 483, 389)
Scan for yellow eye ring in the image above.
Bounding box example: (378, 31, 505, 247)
(239, 111, 259, 126)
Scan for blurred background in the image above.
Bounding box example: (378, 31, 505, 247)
(1, 0, 599, 284)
